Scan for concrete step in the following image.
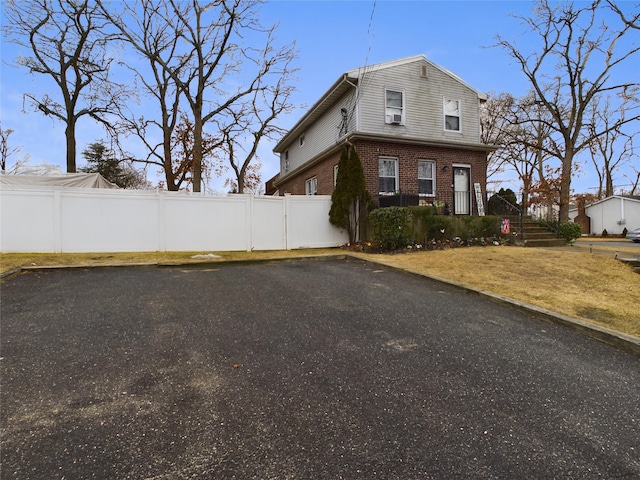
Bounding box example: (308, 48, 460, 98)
(524, 228, 556, 238)
(524, 238, 568, 248)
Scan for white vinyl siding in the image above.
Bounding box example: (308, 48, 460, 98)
(418, 160, 435, 196)
(379, 157, 398, 194)
(356, 59, 482, 143)
(280, 90, 357, 175)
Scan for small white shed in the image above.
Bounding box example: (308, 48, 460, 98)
(569, 195, 640, 235)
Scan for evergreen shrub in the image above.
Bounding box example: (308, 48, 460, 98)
(369, 207, 412, 251)
(560, 222, 582, 243)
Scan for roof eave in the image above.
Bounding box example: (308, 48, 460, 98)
(273, 74, 358, 153)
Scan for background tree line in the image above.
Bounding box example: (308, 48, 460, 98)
(4, 0, 297, 192)
(481, 0, 639, 221)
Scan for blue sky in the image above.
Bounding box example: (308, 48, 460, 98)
(1, 0, 638, 194)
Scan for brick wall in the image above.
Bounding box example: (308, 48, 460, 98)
(276, 139, 488, 214)
(277, 151, 341, 196)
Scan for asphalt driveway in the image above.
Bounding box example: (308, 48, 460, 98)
(1, 258, 639, 479)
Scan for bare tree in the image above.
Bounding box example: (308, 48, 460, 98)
(164, 0, 297, 192)
(623, 166, 640, 195)
(495, 0, 640, 221)
(481, 92, 554, 212)
(585, 95, 636, 198)
(98, 0, 194, 190)
(100, 0, 297, 193)
(480, 91, 514, 182)
(167, 115, 224, 191)
(0, 125, 31, 173)
(4, 0, 126, 173)
(218, 70, 295, 193)
(607, 1, 640, 30)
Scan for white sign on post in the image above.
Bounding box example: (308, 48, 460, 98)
(474, 183, 485, 216)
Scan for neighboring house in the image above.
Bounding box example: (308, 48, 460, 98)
(269, 55, 493, 215)
(569, 195, 640, 235)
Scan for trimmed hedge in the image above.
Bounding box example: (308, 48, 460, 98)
(368, 206, 502, 251)
(368, 207, 412, 251)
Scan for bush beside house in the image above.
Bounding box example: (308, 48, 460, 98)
(368, 206, 502, 251)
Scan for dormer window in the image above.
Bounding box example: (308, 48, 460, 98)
(444, 98, 461, 131)
(385, 89, 404, 125)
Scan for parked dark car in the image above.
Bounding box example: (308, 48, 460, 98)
(626, 227, 640, 243)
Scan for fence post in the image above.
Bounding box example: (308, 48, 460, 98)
(158, 190, 166, 252)
(284, 194, 291, 250)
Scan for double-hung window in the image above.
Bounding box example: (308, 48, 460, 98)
(379, 157, 398, 194)
(444, 98, 461, 131)
(385, 89, 404, 124)
(418, 160, 435, 196)
(305, 176, 317, 195)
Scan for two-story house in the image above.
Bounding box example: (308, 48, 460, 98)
(269, 55, 492, 215)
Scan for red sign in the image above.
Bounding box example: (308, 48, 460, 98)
(501, 219, 511, 235)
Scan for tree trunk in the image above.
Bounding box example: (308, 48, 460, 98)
(605, 170, 614, 198)
(192, 105, 203, 193)
(559, 153, 573, 222)
(65, 120, 76, 173)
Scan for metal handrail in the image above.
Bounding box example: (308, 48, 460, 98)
(489, 194, 524, 241)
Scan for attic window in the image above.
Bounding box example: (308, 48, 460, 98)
(299, 134, 306, 147)
(385, 89, 404, 125)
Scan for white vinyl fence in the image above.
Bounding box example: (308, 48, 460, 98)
(0, 186, 348, 253)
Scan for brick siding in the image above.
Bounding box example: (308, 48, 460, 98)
(277, 140, 488, 215)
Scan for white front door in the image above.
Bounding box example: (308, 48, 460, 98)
(454, 167, 471, 215)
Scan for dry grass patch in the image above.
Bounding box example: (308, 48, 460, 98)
(0, 249, 340, 274)
(354, 247, 640, 338)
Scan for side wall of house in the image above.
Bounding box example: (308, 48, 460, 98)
(280, 90, 357, 175)
(357, 59, 482, 145)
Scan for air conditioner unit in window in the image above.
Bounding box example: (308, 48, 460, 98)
(391, 114, 402, 124)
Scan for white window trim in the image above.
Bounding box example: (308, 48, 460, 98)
(385, 88, 405, 125)
(378, 156, 399, 195)
(443, 97, 461, 132)
(299, 133, 306, 147)
(418, 160, 436, 196)
(333, 164, 339, 187)
(305, 176, 317, 195)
